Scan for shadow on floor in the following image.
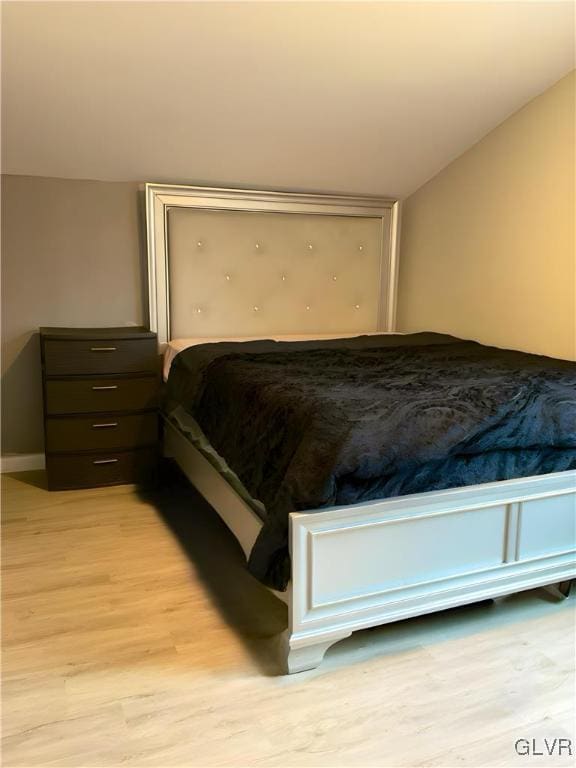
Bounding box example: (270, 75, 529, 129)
(137, 464, 287, 675)
(325, 587, 574, 670)
(2, 469, 48, 490)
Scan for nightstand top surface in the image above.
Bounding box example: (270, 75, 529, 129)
(39, 326, 156, 341)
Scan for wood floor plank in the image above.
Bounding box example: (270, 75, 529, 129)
(2, 470, 574, 767)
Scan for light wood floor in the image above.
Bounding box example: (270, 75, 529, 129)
(2, 470, 575, 768)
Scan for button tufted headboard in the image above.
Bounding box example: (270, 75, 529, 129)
(146, 184, 400, 348)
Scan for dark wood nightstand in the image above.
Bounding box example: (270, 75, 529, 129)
(40, 326, 160, 490)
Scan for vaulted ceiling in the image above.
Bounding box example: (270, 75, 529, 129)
(2, 1, 574, 197)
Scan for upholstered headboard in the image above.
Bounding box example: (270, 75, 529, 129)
(146, 184, 400, 348)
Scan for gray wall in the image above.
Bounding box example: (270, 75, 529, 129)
(1, 175, 146, 455)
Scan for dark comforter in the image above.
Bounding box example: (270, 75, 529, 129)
(164, 333, 576, 589)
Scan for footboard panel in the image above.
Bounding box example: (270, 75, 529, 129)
(289, 471, 576, 645)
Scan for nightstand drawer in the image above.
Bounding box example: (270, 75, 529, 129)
(45, 376, 158, 415)
(43, 339, 158, 376)
(46, 448, 157, 490)
(45, 413, 158, 452)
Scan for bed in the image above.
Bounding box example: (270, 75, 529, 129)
(147, 183, 576, 673)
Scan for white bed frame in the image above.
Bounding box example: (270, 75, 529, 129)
(147, 183, 576, 674)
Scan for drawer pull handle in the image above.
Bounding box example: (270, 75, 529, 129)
(92, 385, 118, 390)
(92, 422, 118, 429)
(90, 347, 117, 352)
(93, 458, 119, 465)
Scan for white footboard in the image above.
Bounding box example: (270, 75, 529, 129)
(286, 471, 576, 672)
(164, 420, 575, 674)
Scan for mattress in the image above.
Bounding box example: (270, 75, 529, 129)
(163, 333, 576, 590)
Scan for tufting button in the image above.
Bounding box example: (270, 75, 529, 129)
(281, 275, 287, 281)
(225, 274, 231, 281)
(307, 243, 314, 251)
(253, 305, 260, 312)
(332, 275, 338, 281)
(196, 241, 204, 248)
(354, 304, 360, 310)
(305, 305, 311, 311)
(358, 244, 364, 252)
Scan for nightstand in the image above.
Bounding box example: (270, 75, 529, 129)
(40, 326, 160, 490)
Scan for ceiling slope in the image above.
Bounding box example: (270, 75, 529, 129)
(1, 1, 574, 197)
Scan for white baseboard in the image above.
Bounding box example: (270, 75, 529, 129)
(1, 453, 45, 473)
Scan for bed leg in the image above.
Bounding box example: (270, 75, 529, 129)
(543, 580, 574, 600)
(280, 629, 352, 674)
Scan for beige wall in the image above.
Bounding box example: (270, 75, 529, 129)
(1, 176, 145, 455)
(398, 71, 575, 361)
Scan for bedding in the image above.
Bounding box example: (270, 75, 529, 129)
(167, 403, 267, 519)
(164, 333, 576, 590)
(163, 332, 388, 381)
